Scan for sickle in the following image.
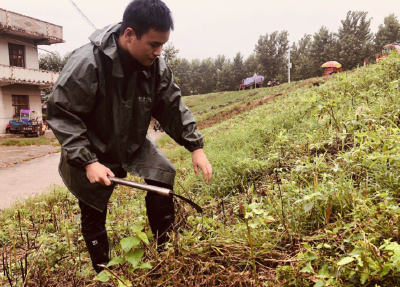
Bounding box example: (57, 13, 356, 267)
(108, 177, 203, 213)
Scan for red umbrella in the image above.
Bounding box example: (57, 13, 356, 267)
(321, 61, 342, 68)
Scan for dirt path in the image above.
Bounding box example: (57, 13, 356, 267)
(147, 119, 165, 141)
(0, 130, 60, 168)
(0, 122, 165, 210)
(0, 153, 63, 210)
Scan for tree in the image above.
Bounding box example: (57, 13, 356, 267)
(309, 26, 337, 76)
(214, 55, 227, 72)
(232, 52, 245, 88)
(162, 42, 180, 70)
(374, 14, 400, 53)
(291, 34, 313, 81)
(173, 58, 192, 96)
(190, 59, 203, 95)
(39, 51, 71, 72)
(39, 52, 71, 100)
(198, 58, 216, 94)
(243, 53, 260, 77)
(255, 31, 289, 81)
(336, 11, 374, 70)
(216, 60, 235, 91)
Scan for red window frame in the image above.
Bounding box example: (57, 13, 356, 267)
(12, 95, 29, 118)
(9, 43, 25, 68)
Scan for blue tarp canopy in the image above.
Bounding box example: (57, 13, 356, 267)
(244, 76, 264, 86)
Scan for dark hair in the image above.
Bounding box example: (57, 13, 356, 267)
(120, 0, 174, 39)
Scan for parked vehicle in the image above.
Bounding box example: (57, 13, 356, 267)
(9, 109, 45, 137)
(239, 76, 265, 90)
(272, 79, 280, 86)
(266, 79, 280, 87)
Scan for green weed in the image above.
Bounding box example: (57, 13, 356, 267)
(1, 55, 400, 286)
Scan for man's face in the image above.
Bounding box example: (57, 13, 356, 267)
(127, 28, 170, 66)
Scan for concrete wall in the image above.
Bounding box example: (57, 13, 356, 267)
(0, 35, 39, 69)
(0, 84, 42, 134)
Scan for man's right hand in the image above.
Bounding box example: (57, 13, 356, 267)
(85, 162, 115, 186)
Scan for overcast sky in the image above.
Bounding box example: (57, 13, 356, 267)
(2, 0, 400, 60)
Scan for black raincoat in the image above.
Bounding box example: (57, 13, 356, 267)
(47, 23, 203, 211)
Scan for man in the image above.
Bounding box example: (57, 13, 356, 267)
(47, 0, 212, 273)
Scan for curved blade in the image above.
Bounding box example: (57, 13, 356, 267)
(170, 192, 203, 213)
(109, 176, 203, 213)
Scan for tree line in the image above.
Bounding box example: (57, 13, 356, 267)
(40, 11, 400, 97)
(164, 11, 400, 96)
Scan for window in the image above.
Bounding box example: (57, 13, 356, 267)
(9, 43, 25, 68)
(12, 95, 29, 118)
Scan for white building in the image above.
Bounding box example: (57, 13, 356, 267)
(0, 8, 63, 134)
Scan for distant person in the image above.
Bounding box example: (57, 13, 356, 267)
(47, 0, 212, 274)
(239, 79, 245, 90)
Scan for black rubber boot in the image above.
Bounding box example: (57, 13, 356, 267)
(83, 231, 110, 273)
(145, 194, 175, 246)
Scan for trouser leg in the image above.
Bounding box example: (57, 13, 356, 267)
(79, 200, 109, 273)
(144, 179, 175, 246)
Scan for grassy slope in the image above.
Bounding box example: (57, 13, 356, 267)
(1, 56, 400, 286)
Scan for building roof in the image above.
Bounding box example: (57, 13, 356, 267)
(0, 8, 64, 45)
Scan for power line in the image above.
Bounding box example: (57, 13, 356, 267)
(67, 0, 97, 30)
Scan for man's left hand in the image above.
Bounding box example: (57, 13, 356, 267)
(192, 149, 212, 182)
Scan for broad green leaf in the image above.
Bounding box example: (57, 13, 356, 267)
(300, 262, 313, 273)
(349, 247, 364, 256)
(384, 241, 400, 254)
(118, 276, 132, 287)
(139, 262, 152, 269)
(107, 256, 124, 267)
(360, 272, 369, 284)
(337, 257, 354, 266)
(255, 217, 266, 226)
(304, 251, 318, 261)
(314, 280, 324, 287)
(380, 264, 391, 277)
(126, 249, 145, 267)
(131, 224, 144, 233)
(121, 236, 140, 252)
(137, 232, 150, 245)
(318, 264, 330, 278)
(94, 270, 110, 282)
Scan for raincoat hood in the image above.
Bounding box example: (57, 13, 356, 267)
(89, 23, 120, 49)
(89, 23, 124, 78)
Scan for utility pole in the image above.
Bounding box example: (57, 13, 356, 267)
(288, 48, 291, 83)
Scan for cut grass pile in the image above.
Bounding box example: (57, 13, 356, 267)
(1, 55, 400, 286)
